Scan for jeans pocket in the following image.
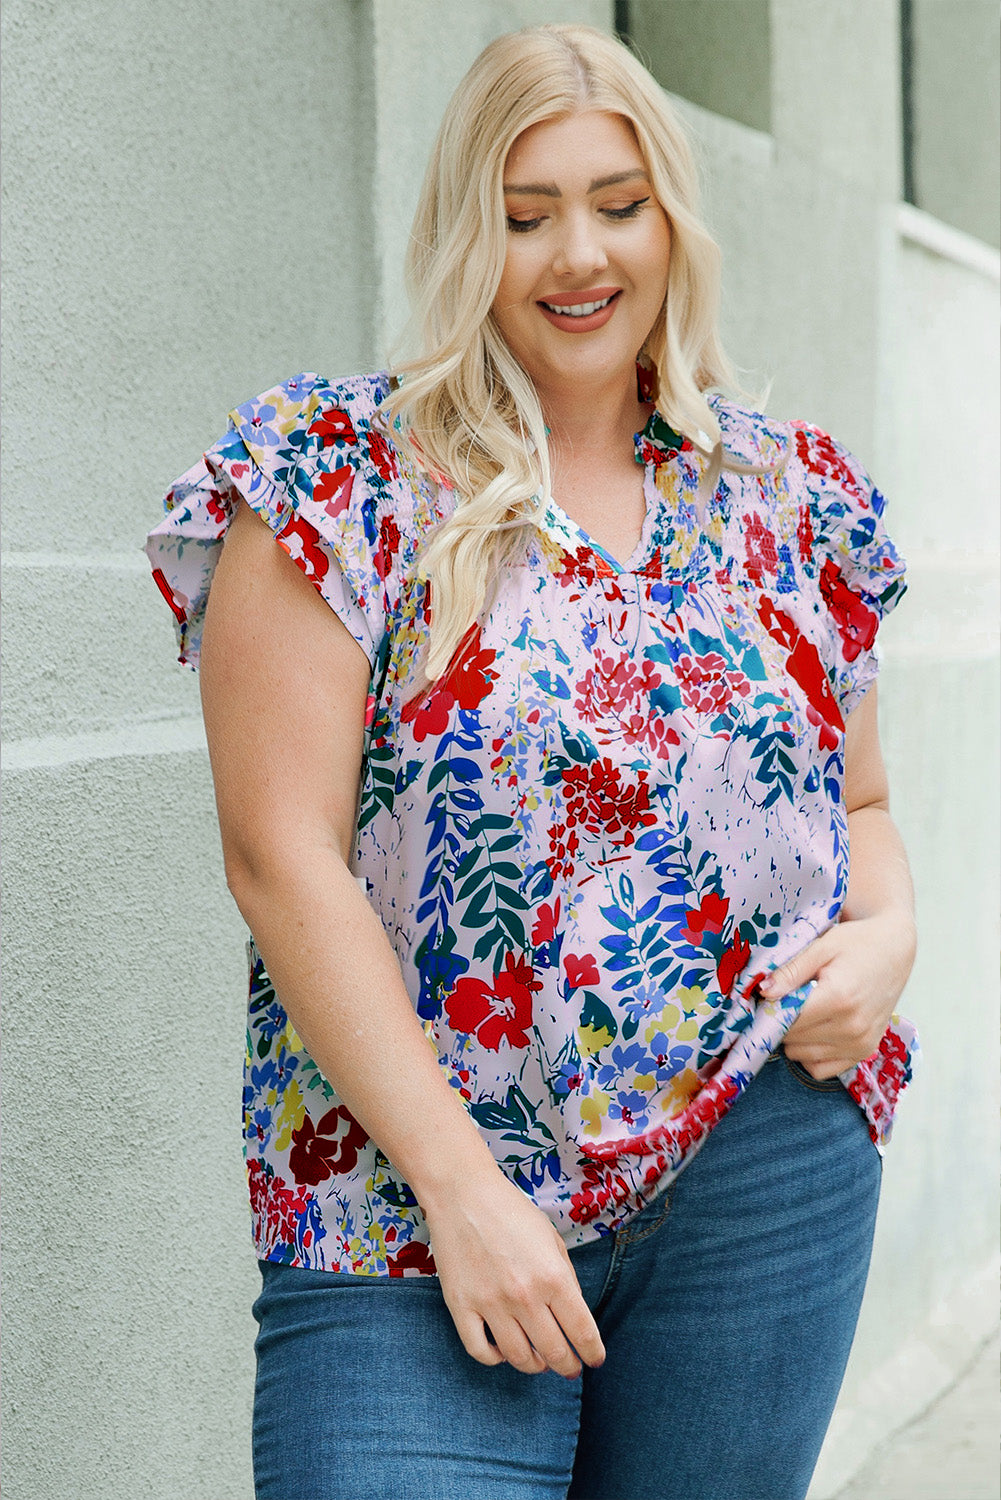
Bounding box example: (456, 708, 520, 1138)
(781, 1052, 846, 1092)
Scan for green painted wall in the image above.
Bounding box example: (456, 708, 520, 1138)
(910, 0, 1001, 249)
(631, 0, 772, 133)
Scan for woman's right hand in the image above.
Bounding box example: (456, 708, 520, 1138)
(422, 1169, 605, 1379)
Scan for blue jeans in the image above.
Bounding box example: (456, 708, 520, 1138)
(252, 1052, 881, 1500)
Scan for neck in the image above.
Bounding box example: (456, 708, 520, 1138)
(538, 370, 646, 469)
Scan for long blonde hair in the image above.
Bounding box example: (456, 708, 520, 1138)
(382, 24, 743, 681)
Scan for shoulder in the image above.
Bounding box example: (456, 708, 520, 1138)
(208, 367, 423, 550)
(712, 396, 887, 532)
(711, 395, 876, 500)
(150, 370, 419, 669)
(710, 393, 790, 467)
(226, 370, 397, 479)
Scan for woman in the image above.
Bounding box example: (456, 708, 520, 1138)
(148, 24, 917, 1500)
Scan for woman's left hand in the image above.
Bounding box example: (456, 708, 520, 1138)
(759, 908, 917, 1080)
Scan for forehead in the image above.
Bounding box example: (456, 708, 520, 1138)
(503, 110, 646, 184)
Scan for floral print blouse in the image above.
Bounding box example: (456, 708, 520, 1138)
(147, 369, 917, 1276)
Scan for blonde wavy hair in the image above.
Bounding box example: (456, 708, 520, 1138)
(382, 23, 749, 681)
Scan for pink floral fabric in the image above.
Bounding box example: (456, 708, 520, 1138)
(147, 370, 917, 1275)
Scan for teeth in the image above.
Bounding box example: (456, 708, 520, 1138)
(542, 295, 614, 317)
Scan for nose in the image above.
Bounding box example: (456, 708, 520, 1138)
(551, 210, 609, 280)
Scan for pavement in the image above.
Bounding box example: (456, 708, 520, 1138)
(833, 1331, 999, 1500)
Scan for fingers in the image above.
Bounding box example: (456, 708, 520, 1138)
(448, 1279, 604, 1378)
(785, 975, 882, 1054)
(548, 1283, 606, 1371)
(502, 1306, 584, 1379)
(452, 1312, 507, 1368)
(758, 933, 831, 1001)
(428, 1172, 606, 1380)
(781, 1048, 855, 1080)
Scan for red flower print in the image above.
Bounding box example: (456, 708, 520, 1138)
(563, 953, 600, 990)
(400, 625, 497, 740)
(247, 1160, 317, 1254)
(569, 1161, 631, 1224)
(671, 1073, 741, 1155)
(276, 513, 329, 583)
(797, 503, 814, 565)
(756, 597, 844, 739)
(717, 932, 751, 996)
(374, 513, 401, 581)
(573, 654, 676, 757)
(742, 511, 780, 585)
(675, 650, 751, 716)
(313, 464, 355, 519)
(546, 819, 581, 882)
(576, 652, 661, 724)
(682, 891, 730, 945)
(387, 1241, 437, 1277)
(560, 757, 659, 846)
(819, 558, 878, 662)
(288, 1105, 369, 1186)
(554, 544, 617, 594)
(151, 568, 188, 625)
(757, 595, 798, 654)
(309, 405, 357, 447)
(531, 899, 561, 945)
(846, 1023, 913, 1144)
(400, 686, 454, 742)
(446, 626, 498, 711)
(444, 953, 542, 1050)
(206, 492, 230, 529)
(792, 426, 867, 503)
(787, 636, 843, 735)
(806, 702, 839, 753)
(367, 427, 398, 482)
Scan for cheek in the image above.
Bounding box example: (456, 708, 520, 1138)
(642, 214, 671, 291)
(492, 252, 528, 321)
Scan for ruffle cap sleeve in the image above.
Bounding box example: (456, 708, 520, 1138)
(146, 370, 405, 669)
(791, 422, 907, 716)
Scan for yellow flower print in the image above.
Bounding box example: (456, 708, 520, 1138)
(663, 1068, 702, 1116)
(274, 1079, 306, 1151)
(578, 1023, 615, 1056)
(580, 1090, 611, 1136)
(645, 993, 702, 1046)
(282, 1017, 304, 1052)
(676, 984, 713, 1015)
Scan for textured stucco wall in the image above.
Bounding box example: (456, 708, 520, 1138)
(3, 2, 998, 1498)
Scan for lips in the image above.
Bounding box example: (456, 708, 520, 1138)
(536, 288, 622, 332)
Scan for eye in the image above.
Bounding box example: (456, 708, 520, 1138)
(506, 214, 544, 233)
(603, 197, 651, 221)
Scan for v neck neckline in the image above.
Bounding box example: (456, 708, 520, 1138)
(539, 402, 699, 577)
(542, 461, 662, 575)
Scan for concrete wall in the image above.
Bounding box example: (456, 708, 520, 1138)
(3, 2, 998, 1498)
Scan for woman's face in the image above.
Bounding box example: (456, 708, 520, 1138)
(491, 110, 671, 402)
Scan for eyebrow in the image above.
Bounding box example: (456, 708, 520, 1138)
(503, 169, 649, 196)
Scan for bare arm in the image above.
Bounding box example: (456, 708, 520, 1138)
(759, 685, 917, 1078)
(200, 499, 604, 1375)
